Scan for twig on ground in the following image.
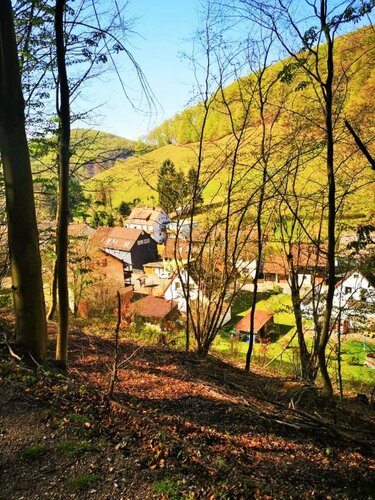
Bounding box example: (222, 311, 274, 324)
(1, 332, 22, 361)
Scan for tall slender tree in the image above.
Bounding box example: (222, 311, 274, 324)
(0, 0, 47, 359)
(54, 0, 70, 367)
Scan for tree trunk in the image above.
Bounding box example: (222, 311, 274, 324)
(0, 0, 47, 360)
(318, 8, 334, 398)
(47, 258, 58, 320)
(55, 0, 70, 368)
(287, 255, 315, 381)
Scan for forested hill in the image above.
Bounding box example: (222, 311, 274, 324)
(31, 129, 141, 180)
(87, 25, 374, 222)
(69, 129, 138, 179)
(146, 26, 374, 146)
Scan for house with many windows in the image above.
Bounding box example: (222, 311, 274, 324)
(163, 269, 198, 312)
(163, 269, 231, 326)
(124, 207, 170, 244)
(99, 226, 158, 270)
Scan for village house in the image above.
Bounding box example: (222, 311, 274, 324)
(262, 244, 329, 287)
(99, 226, 158, 270)
(234, 232, 259, 279)
(163, 269, 231, 326)
(163, 269, 199, 312)
(263, 253, 288, 283)
(333, 271, 375, 308)
(167, 219, 198, 238)
(143, 261, 172, 279)
(163, 227, 205, 262)
(124, 207, 170, 244)
(235, 240, 258, 279)
(291, 243, 328, 286)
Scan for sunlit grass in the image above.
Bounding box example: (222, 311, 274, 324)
(212, 291, 375, 393)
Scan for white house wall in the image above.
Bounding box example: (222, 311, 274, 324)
(297, 273, 313, 287)
(164, 272, 198, 312)
(333, 273, 375, 308)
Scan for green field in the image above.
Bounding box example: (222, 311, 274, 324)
(212, 291, 375, 394)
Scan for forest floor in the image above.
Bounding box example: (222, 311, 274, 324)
(0, 321, 374, 499)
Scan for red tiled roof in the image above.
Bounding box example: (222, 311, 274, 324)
(292, 243, 328, 268)
(235, 310, 273, 334)
(128, 295, 177, 319)
(263, 254, 288, 275)
(126, 207, 166, 224)
(101, 227, 145, 251)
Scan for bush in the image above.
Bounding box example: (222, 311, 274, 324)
(349, 356, 361, 366)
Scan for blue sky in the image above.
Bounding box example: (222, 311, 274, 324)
(79, 0, 202, 141)
(76, 1, 375, 141)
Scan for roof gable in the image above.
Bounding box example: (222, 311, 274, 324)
(235, 310, 273, 334)
(100, 227, 145, 251)
(126, 207, 167, 224)
(335, 271, 375, 290)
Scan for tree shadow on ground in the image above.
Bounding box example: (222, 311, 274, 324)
(67, 331, 374, 446)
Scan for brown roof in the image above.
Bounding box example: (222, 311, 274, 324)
(68, 222, 95, 238)
(235, 310, 273, 334)
(164, 227, 207, 260)
(90, 226, 112, 245)
(164, 238, 190, 260)
(263, 254, 288, 275)
(126, 207, 165, 225)
(292, 243, 328, 268)
(100, 227, 145, 251)
(128, 295, 177, 319)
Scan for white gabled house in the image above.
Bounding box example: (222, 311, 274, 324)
(124, 207, 170, 244)
(333, 271, 375, 308)
(163, 269, 231, 327)
(163, 269, 198, 312)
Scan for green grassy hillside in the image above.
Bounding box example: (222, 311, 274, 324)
(87, 26, 374, 231)
(87, 143, 197, 207)
(70, 128, 137, 179)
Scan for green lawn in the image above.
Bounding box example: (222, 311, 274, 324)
(212, 290, 375, 394)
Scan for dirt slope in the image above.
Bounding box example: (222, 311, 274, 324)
(1, 331, 374, 499)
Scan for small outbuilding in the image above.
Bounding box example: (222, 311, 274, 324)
(234, 310, 274, 339)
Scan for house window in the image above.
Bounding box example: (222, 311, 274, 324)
(175, 281, 181, 290)
(353, 273, 359, 278)
(344, 286, 352, 294)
